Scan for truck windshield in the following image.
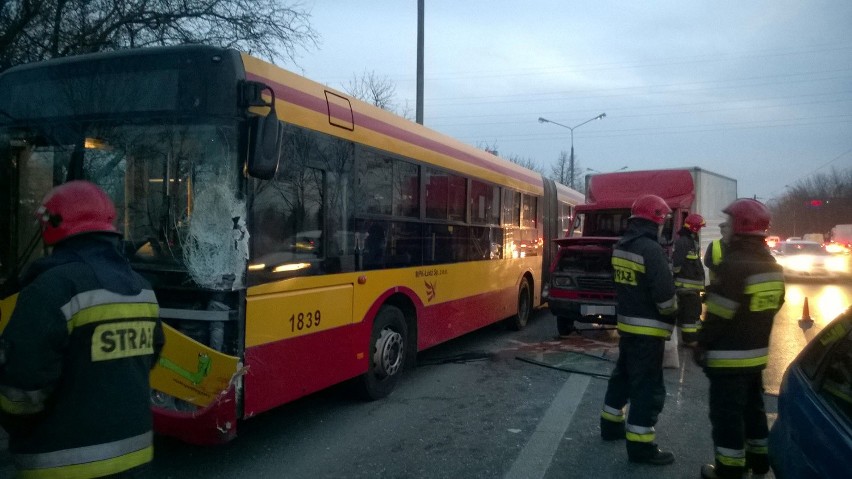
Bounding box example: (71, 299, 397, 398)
(0, 120, 244, 290)
(582, 210, 631, 237)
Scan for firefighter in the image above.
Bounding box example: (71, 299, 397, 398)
(600, 194, 679, 465)
(695, 198, 784, 479)
(704, 221, 732, 285)
(0, 181, 164, 478)
(672, 213, 706, 345)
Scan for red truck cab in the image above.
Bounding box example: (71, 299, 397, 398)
(543, 169, 699, 336)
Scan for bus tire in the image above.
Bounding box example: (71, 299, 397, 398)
(358, 305, 408, 400)
(508, 277, 532, 331)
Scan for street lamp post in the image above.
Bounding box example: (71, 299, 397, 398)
(539, 113, 606, 188)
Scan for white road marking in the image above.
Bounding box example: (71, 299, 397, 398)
(504, 373, 592, 479)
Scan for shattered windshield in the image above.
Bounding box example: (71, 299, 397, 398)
(0, 121, 245, 290)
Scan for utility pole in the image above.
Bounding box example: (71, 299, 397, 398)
(416, 0, 424, 125)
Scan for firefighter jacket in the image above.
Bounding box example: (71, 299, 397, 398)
(672, 227, 705, 292)
(0, 234, 164, 478)
(699, 236, 785, 375)
(704, 239, 727, 284)
(611, 219, 679, 339)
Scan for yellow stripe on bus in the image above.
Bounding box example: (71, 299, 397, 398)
(245, 259, 540, 347)
(246, 284, 354, 348)
(240, 54, 544, 196)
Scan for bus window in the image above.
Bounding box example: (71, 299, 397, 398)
(424, 223, 469, 264)
(470, 180, 500, 226)
(249, 165, 322, 277)
(393, 160, 419, 218)
(388, 222, 422, 267)
(502, 189, 521, 227)
(362, 221, 388, 269)
(425, 167, 466, 221)
(523, 195, 538, 229)
(471, 226, 502, 260)
(359, 150, 393, 216)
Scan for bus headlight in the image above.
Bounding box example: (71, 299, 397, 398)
(552, 276, 574, 288)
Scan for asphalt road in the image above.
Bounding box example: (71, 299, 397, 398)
(1, 275, 849, 478)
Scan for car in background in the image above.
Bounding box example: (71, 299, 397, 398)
(766, 235, 781, 250)
(826, 241, 851, 255)
(769, 307, 852, 478)
(772, 239, 849, 280)
(287, 230, 321, 254)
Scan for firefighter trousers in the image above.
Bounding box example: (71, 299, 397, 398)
(708, 372, 770, 478)
(676, 290, 702, 343)
(603, 335, 666, 458)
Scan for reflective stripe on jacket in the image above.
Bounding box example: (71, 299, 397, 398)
(705, 239, 725, 283)
(672, 229, 705, 291)
(699, 236, 784, 375)
(0, 235, 164, 478)
(13, 432, 153, 479)
(611, 219, 678, 339)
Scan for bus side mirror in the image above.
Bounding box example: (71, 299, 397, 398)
(243, 81, 281, 180)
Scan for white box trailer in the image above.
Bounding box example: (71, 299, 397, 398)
(690, 167, 739, 260)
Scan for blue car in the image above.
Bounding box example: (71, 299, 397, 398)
(769, 307, 852, 478)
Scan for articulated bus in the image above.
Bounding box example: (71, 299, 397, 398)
(0, 45, 583, 444)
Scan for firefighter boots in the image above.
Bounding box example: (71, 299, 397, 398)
(700, 463, 748, 479)
(627, 444, 675, 465)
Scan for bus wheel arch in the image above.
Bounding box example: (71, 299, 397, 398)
(508, 273, 533, 331)
(358, 295, 415, 400)
(382, 293, 418, 370)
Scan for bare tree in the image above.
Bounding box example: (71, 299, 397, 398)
(343, 70, 414, 120)
(344, 70, 396, 110)
(475, 141, 543, 175)
(0, 0, 319, 72)
(549, 151, 573, 184)
(547, 150, 585, 192)
(477, 140, 500, 157)
(767, 166, 852, 239)
(506, 153, 542, 174)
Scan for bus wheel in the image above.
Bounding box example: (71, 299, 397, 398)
(359, 305, 407, 400)
(508, 278, 532, 331)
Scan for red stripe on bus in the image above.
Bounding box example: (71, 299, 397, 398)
(241, 285, 519, 416)
(417, 286, 518, 349)
(245, 71, 542, 188)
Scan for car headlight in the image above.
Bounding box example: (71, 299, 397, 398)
(785, 255, 814, 272)
(826, 256, 848, 273)
(552, 276, 574, 287)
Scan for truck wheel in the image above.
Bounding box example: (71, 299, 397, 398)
(556, 315, 576, 337)
(508, 278, 532, 331)
(358, 305, 407, 400)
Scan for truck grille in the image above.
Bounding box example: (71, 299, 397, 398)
(577, 277, 615, 291)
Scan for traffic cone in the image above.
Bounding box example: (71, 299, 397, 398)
(798, 297, 814, 331)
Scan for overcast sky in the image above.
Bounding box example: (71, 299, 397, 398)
(293, 1, 852, 202)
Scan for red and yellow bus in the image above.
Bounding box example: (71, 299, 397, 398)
(0, 45, 583, 444)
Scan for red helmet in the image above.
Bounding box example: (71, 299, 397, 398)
(37, 181, 118, 245)
(630, 194, 672, 225)
(722, 198, 771, 236)
(684, 213, 706, 233)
